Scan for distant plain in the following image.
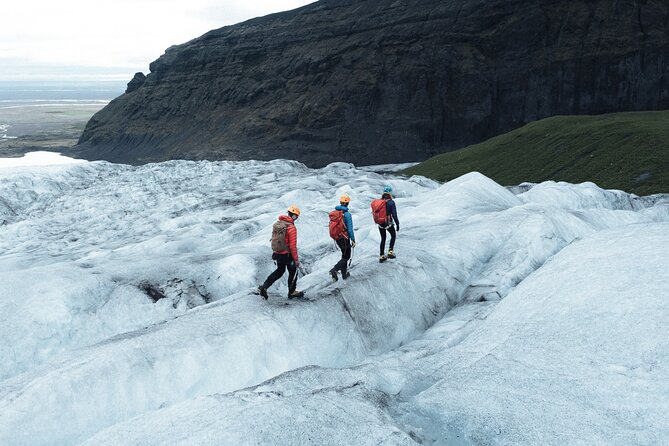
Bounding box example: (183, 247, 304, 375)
(0, 102, 105, 158)
(0, 80, 124, 158)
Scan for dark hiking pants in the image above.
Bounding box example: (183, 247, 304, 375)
(263, 253, 297, 293)
(379, 225, 396, 255)
(333, 237, 351, 275)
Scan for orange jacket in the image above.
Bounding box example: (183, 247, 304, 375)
(275, 215, 298, 262)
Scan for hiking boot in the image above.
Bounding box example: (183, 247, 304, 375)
(342, 271, 350, 280)
(379, 255, 387, 263)
(329, 269, 338, 282)
(387, 250, 396, 259)
(258, 285, 268, 300)
(288, 290, 304, 299)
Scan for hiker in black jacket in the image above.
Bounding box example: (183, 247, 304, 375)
(378, 186, 399, 262)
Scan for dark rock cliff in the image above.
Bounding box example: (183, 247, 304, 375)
(73, 0, 669, 166)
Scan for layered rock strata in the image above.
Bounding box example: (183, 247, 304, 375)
(74, 0, 669, 166)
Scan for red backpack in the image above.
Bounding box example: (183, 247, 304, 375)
(329, 210, 347, 240)
(371, 199, 389, 225)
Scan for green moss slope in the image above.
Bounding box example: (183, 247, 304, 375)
(403, 111, 669, 195)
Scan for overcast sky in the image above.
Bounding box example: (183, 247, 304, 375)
(0, 0, 314, 81)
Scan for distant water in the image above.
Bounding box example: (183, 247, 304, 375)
(0, 80, 126, 140)
(0, 80, 126, 103)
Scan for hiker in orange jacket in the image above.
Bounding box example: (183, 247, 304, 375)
(258, 205, 303, 299)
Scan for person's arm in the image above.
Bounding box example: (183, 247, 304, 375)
(389, 200, 400, 229)
(287, 224, 298, 262)
(345, 211, 355, 241)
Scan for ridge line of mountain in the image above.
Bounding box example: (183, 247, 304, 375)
(71, 0, 669, 166)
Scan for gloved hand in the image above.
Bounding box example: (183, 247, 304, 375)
(396, 225, 400, 232)
(294, 259, 300, 267)
(351, 240, 357, 248)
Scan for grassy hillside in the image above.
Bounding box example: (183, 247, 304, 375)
(403, 111, 669, 195)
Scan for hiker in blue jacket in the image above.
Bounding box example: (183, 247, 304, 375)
(329, 194, 356, 281)
(378, 186, 399, 262)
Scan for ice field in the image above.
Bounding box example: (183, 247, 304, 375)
(0, 158, 668, 445)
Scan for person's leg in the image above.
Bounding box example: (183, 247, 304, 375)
(334, 237, 351, 276)
(259, 254, 288, 298)
(379, 226, 387, 256)
(388, 226, 397, 251)
(263, 254, 288, 288)
(287, 260, 298, 294)
(342, 238, 351, 277)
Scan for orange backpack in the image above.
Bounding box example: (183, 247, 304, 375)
(329, 210, 347, 240)
(371, 199, 389, 225)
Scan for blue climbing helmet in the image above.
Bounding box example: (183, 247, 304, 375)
(383, 185, 393, 194)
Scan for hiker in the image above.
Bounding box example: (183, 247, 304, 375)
(258, 205, 304, 299)
(328, 195, 356, 281)
(372, 186, 400, 263)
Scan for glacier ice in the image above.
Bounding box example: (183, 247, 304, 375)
(0, 159, 667, 445)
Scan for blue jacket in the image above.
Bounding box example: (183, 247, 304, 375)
(335, 205, 355, 241)
(386, 199, 400, 227)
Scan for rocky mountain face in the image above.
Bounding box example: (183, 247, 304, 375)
(73, 0, 669, 166)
